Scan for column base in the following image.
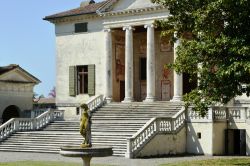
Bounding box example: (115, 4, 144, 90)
(122, 97, 134, 103)
(143, 96, 156, 102)
(170, 96, 183, 102)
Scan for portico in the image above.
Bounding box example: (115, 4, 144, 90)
(104, 22, 183, 102)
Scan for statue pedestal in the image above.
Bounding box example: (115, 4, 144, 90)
(60, 146, 113, 166)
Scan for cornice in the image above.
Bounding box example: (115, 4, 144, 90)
(47, 5, 167, 24)
(48, 14, 100, 24)
(99, 5, 167, 18)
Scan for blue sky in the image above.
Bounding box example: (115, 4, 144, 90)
(0, 0, 101, 97)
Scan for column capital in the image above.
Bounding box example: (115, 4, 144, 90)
(123, 26, 134, 31)
(144, 24, 155, 29)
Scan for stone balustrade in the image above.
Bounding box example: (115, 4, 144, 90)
(85, 95, 105, 115)
(187, 106, 250, 122)
(0, 109, 64, 142)
(126, 107, 186, 158)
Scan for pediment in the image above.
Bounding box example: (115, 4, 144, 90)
(0, 68, 40, 84)
(110, 0, 158, 12)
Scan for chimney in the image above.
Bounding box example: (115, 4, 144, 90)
(80, 0, 95, 7)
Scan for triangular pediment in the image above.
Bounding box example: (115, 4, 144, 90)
(110, 0, 158, 12)
(0, 67, 40, 84)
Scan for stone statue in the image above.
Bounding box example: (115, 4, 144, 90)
(80, 104, 91, 148)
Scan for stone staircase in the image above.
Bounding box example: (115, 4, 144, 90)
(0, 102, 182, 156)
(0, 121, 81, 153)
(91, 102, 182, 156)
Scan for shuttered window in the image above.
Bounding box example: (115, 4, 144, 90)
(68, 65, 95, 96)
(88, 65, 95, 96)
(69, 66, 76, 96)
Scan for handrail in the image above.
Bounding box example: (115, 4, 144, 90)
(0, 109, 64, 142)
(0, 119, 15, 141)
(80, 95, 105, 116)
(126, 107, 186, 158)
(188, 106, 250, 122)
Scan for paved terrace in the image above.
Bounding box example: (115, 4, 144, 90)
(0, 152, 248, 166)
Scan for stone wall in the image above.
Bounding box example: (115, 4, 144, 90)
(0, 82, 34, 123)
(186, 122, 213, 155)
(136, 127, 186, 157)
(55, 18, 105, 109)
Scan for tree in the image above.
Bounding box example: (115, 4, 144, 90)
(48, 86, 56, 98)
(152, 0, 250, 115)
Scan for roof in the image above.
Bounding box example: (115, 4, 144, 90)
(34, 98, 55, 104)
(0, 64, 18, 75)
(44, 0, 115, 20)
(0, 64, 41, 84)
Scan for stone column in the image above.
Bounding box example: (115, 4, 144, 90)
(122, 26, 134, 102)
(144, 24, 156, 102)
(104, 28, 113, 103)
(171, 35, 183, 102)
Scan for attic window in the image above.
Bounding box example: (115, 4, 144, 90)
(75, 23, 88, 33)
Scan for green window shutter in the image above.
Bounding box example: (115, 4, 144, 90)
(88, 65, 95, 96)
(69, 66, 76, 96)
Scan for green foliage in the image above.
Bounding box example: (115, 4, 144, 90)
(153, 0, 250, 114)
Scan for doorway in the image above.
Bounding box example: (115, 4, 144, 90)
(120, 81, 125, 102)
(225, 129, 246, 155)
(139, 57, 147, 101)
(2, 105, 20, 123)
(183, 73, 197, 95)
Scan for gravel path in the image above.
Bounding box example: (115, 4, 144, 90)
(0, 152, 247, 166)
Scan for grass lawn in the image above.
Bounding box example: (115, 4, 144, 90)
(0, 161, 113, 166)
(162, 158, 250, 166)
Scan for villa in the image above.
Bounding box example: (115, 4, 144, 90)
(0, 0, 249, 159)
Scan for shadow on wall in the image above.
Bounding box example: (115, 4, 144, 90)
(187, 123, 204, 154)
(1, 105, 20, 123)
(246, 133, 250, 155)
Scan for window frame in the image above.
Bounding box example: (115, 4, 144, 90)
(77, 65, 88, 94)
(75, 22, 88, 33)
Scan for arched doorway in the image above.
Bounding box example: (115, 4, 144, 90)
(2, 105, 20, 123)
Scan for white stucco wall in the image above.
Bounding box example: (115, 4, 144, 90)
(213, 122, 227, 155)
(0, 82, 34, 123)
(136, 127, 186, 157)
(186, 122, 213, 155)
(55, 18, 105, 106)
(57, 106, 80, 121)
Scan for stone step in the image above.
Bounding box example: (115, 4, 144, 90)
(0, 102, 181, 157)
(93, 113, 177, 116)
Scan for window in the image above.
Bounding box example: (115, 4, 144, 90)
(75, 23, 88, 33)
(76, 107, 80, 115)
(197, 132, 201, 139)
(69, 65, 95, 96)
(77, 66, 88, 94)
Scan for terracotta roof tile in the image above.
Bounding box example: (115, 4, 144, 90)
(44, 0, 109, 20)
